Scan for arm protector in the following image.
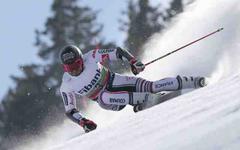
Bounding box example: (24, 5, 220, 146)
(116, 47, 135, 62)
(65, 108, 83, 124)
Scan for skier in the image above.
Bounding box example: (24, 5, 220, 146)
(59, 45, 206, 133)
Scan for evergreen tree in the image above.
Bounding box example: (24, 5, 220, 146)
(1, 65, 60, 135)
(121, 0, 183, 59)
(0, 0, 112, 149)
(36, 0, 104, 81)
(164, 0, 184, 22)
(121, 0, 163, 58)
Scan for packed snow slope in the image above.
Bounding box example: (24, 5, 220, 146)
(16, 0, 240, 150)
(48, 74, 240, 150)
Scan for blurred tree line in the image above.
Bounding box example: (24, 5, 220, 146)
(0, 0, 183, 149)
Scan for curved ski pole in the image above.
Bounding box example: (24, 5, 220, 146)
(144, 28, 224, 66)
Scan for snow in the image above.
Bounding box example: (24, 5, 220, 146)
(16, 0, 240, 150)
(43, 75, 240, 150)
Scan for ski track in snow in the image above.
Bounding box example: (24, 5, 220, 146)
(16, 0, 240, 150)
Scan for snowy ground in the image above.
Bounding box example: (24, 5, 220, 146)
(16, 0, 240, 150)
(47, 74, 240, 150)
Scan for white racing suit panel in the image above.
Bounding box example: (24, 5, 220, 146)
(60, 84, 83, 123)
(99, 91, 150, 105)
(90, 48, 118, 63)
(97, 73, 180, 111)
(96, 74, 202, 111)
(152, 78, 179, 92)
(61, 91, 77, 112)
(107, 73, 181, 93)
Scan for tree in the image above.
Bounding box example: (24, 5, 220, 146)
(164, 0, 184, 22)
(120, 0, 184, 59)
(121, 0, 164, 58)
(0, 0, 112, 149)
(0, 65, 61, 149)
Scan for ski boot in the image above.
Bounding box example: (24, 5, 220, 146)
(176, 76, 207, 89)
(197, 77, 206, 87)
(132, 93, 159, 113)
(133, 103, 145, 112)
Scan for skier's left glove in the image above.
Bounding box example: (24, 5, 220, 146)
(130, 58, 145, 75)
(79, 118, 97, 133)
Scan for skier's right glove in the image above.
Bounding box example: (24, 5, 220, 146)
(79, 118, 97, 133)
(130, 58, 145, 75)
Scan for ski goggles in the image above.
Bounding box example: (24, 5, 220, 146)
(63, 58, 83, 72)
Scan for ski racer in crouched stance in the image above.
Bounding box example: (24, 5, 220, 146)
(59, 45, 206, 133)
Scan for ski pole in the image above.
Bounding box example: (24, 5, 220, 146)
(144, 28, 224, 66)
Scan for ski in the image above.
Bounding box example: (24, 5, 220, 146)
(134, 91, 182, 112)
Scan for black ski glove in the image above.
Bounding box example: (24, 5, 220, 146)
(79, 118, 97, 133)
(130, 59, 145, 75)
